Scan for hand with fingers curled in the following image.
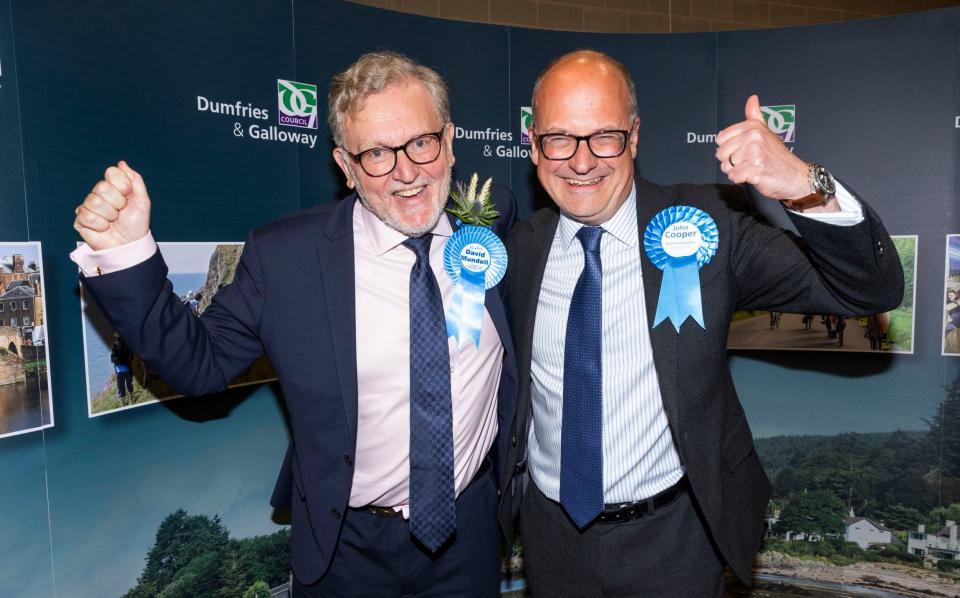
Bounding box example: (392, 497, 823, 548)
(715, 95, 837, 212)
(73, 160, 152, 251)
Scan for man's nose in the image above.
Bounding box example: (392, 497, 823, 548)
(391, 149, 419, 182)
(568, 139, 598, 174)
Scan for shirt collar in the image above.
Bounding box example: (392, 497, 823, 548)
(355, 197, 453, 256)
(557, 181, 639, 251)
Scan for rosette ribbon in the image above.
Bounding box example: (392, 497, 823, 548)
(643, 206, 718, 331)
(443, 225, 508, 348)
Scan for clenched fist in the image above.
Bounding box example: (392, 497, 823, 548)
(74, 161, 151, 251)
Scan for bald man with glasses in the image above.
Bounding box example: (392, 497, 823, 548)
(72, 51, 517, 597)
(500, 50, 903, 597)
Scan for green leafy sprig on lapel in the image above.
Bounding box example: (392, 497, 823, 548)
(446, 173, 499, 227)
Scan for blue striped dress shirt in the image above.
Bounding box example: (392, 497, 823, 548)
(528, 183, 686, 505)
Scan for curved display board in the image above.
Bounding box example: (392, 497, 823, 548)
(0, 0, 957, 595)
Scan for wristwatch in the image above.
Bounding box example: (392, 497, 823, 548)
(781, 163, 836, 212)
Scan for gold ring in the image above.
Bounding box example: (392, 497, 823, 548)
(728, 154, 736, 168)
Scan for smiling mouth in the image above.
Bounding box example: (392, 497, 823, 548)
(566, 177, 604, 187)
(393, 185, 427, 198)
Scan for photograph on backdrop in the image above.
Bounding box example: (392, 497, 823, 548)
(728, 236, 917, 354)
(81, 242, 277, 417)
(944, 234, 960, 356)
(0, 242, 53, 439)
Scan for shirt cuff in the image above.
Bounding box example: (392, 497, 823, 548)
(70, 232, 158, 277)
(787, 182, 863, 227)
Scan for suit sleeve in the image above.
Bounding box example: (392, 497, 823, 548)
(730, 190, 904, 316)
(80, 232, 267, 396)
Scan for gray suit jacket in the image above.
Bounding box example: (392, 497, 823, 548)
(499, 177, 904, 583)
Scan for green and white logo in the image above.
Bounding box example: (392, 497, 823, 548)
(520, 107, 533, 145)
(761, 104, 796, 143)
(277, 79, 318, 129)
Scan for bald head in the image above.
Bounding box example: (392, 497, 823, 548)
(531, 50, 638, 127)
(526, 50, 641, 226)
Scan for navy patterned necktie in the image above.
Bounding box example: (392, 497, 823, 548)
(560, 225, 605, 529)
(403, 235, 456, 552)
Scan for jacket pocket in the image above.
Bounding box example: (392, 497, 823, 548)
(722, 416, 755, 473)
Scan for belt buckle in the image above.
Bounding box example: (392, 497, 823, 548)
(365, 505, 401, 518)
(599, 499, 651, 524)
(599, 477, 687, 524)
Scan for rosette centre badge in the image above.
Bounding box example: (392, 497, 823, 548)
(643, 205, 718, 331)
(443, 174, 507, 348)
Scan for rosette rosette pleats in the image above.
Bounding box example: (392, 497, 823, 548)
(643, 205, 718, 331)
(443, 224, 508, 348)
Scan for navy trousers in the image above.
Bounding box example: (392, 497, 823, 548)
(293, 464, 500, 598)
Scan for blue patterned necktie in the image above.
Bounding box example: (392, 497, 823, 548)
(560, 225, 605, 529)
(403, 235, 456, 552)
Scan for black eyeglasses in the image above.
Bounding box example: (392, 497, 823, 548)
(345, 129, 446, 177)
(536, 130, 629, 160)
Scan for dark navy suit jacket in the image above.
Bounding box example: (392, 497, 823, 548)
(500, 178, 904, 584)
(80, 187, 519, 585)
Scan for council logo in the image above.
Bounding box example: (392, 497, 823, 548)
(520, 107, 533, 145)
(761, 104, 796, 143)
(277, 79, 318, 129)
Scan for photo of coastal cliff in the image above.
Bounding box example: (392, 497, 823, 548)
(0, 243, 53, 440)
(728, 236, 917, 354)
(81, 242, 277, 417)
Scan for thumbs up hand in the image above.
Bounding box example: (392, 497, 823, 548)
(74, 161, 152, 251)
(715, 95, 810, 201)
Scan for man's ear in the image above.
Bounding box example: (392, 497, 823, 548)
(529, 126, 540, 166)
(443, 121, 456, 168)
(332, 148, 356, 190)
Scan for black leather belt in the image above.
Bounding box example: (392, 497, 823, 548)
(352, 456, 493, 519)
(597, 476, 689, 524)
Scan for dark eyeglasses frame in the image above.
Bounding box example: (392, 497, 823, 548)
(345, 128, 446, 177)
(535, 129, 631, 161)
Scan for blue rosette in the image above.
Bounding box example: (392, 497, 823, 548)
(443, 225, 508, 348)
(643, 206, 718, 331)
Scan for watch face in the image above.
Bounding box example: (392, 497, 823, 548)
(817, 167, 836, 195)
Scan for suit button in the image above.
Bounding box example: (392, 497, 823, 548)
(877, 241, 884, 256)
(344, 454, 353, 467)
(511, 435, 517, 447)
(330, 508, 341, 520)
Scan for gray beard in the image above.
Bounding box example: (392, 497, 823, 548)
(354, 167, 452, 237)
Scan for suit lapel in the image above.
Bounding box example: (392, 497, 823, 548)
(316, 195, 360, 439)
(634, 178, 682, 434)
(515, 210, 559, 440)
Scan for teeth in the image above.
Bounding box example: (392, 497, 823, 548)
(567, 178, 602, 186)
(394, 186, 425, 198)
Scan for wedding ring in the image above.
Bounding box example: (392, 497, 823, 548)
(728, 154, 736, 168)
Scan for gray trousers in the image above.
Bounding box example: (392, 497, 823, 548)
(520, 481, 726, 597)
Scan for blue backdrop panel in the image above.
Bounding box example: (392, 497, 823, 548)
(719, 10, 960, 437)
(0, 0, 26, 238)
(0, 1, 54, 595)
(294, 0, 513, 209)
(8, 1, 298, 595)
(0, 439, 55, 596)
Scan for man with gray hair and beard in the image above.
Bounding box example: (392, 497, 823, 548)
(72, 51, 517, 596)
